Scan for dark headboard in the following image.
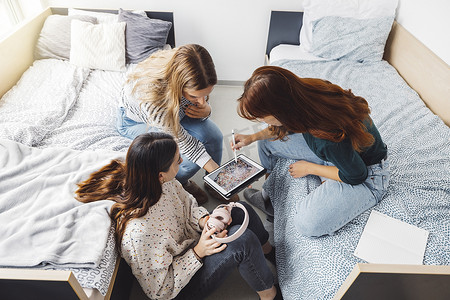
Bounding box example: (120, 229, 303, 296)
(266, 11, 304, 57)
(51, 7, 175, 48)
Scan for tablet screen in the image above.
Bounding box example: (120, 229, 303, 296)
(204, 154, 265, 197)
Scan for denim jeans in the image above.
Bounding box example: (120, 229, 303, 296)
(258, 133, 390, 236)
(116, 107, 223, 184)
(175, 202, 274, 299)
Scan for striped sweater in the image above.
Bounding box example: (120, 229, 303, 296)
(120, 81, 211, 167)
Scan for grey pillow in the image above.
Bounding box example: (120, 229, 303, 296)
(311, 16, 394, 62)
(118, 8, 172, 64)
(35, 14, 97, 60)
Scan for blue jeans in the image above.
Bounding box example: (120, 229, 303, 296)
(258, 133, 390, 236)
(116, 107, 223, 184)
(176, 202, 274, 299)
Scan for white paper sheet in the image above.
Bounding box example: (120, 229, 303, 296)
(354, 210, 429, 265)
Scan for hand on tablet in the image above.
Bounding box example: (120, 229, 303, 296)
(231, 133, 253, 150)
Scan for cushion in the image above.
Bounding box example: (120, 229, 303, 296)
(311, 16, 394, 62)
(69, 20, 126, 72)
(34, 14, 96, 60)
(299, 0, 398, 53)
(118, 8, 172, 64)
(68, 8, 147, 23)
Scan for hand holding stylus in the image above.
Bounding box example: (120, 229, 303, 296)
(230, 132, 254, 151)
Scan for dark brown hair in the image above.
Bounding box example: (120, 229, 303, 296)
(238, 66, 374, 152)
(75, 132, 177, 247)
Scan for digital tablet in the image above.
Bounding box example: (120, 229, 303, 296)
(204, 154, 266, 200)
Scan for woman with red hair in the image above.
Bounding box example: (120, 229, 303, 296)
(233, 66, 390, 236)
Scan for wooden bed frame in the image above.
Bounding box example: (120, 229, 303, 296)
(0, 6, 174, 300)
(265, 11, 450, 126)
(333, 263, 450, 300)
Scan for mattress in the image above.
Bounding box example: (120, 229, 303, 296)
(0, 58, 134, 296)
(266, 58, 450, 299)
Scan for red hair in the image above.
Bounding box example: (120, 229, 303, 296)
(238, 66, 374, 152)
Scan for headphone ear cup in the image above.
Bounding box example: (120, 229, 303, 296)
(206, 207, 231, 233)
(211, 202, 249, 243)
(207, 217, 225, 232)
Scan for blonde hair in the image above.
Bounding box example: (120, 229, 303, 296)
(128, 44, 217, 135)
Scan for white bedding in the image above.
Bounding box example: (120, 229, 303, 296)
(0, 138, 120, 268)
(36, 66, 132, 151)
(0, 60, 90, 146)
(0, 59, 134, 295)
(0, 59, 134, 152)
(269, 44, 326, 63)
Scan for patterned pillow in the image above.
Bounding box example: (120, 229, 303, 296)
(35, 14, 97, 60)
(311, 16, 394, 62)
(118, 8, 172, 64)
(69, 20, 126, 72)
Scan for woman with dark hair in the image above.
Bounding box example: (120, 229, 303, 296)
(117, 44, 236, 204)
(76, 133, 279, 300)
(232, 66, 390, 237)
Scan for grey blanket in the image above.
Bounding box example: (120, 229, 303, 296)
(0, 139, 121, 269)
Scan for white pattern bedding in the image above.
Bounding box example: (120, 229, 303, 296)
(0, 59, 134, 295)
(267, 58, 450, 299)
(36, 66, 132, 151)
(0, 59, 90, 146)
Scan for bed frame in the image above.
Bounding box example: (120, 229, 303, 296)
(333, 263, 450, 300)
(0, 6, 174, 299)
(265, 11, 450, 126)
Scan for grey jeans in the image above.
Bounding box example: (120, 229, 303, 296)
(175, 202, 274, 299)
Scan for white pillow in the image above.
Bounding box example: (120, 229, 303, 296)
(299, 0, 398, 53)
(68, 8, 147, 23)
(70, 20, 126, 72)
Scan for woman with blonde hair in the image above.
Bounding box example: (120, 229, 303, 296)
(232, 66, 390, 236)
(117, 44, 234, 203)
(76, 132, 280, 300)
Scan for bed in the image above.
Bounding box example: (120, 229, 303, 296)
(264, 2, 450, 300)
(0, 7, 175, 299)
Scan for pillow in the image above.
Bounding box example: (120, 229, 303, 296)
(68, 8, 147, 23)
(311, 16, 394, 62)
(35, 14, 96, 60)
(118, 8, 172, 64)
(299, 0, 398, 53)
(70, 20, 126, 72)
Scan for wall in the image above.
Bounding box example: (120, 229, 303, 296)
(396, 0, 450, 65)
(42, 0, 449, 81)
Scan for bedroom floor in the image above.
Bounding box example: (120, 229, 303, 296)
(127, 85, 276, 300)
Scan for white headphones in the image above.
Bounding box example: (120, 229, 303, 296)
(206, 202, 249, 243)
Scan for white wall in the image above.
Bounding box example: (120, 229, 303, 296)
(42, 0, 449, 81)
(396, 0, 450, 65)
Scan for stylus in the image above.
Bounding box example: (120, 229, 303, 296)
(232, 129, 237, 163)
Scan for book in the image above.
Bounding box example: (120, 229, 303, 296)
(354, 210, 429, 265)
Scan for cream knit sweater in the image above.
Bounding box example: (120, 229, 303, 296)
(121, 179, 209, 299)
